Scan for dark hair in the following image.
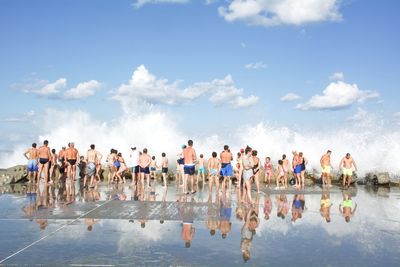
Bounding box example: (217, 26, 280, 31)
(118, 152, 122, 157)
(32, 143, 37, 148)
(51, 149, 56, 153)
(222, 233, 227, 239)
(110, 148, 114, 153)
(188, 140, 193, 146)
(210, 229, 216, 236)
(141, 222, 145, 228)
(346, 153, 350, 157)
(212, 152, 217, 158)
(245, 146, 252, 154)
(266, 157, 270, 160)
(90, 144, 95, 149)
(252, 150, 257, 156)
(327, 150, 332, 153)
(282, 154, 286, 160)
(162, 152, 166, 157)
(44, 140, 49, 145)
(152, 156, 155, 160)
(237, 152, 241, 157)
(224, 145, 229, 150)
(278, 160, 283, 165)
(160, 220, 164, 224)
(143, 148, 148, 153)
(185, 241, 191, 248)
(299, 152, 303, 157)
(200, 154, 203, 158)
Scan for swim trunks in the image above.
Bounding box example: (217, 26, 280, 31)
(85, 162, 96, 176)
(294, 164, 302, 174)
(210, 169, 218, 176)
(39, 158, 49, 164)
(133, 165, 140, 174)
(67, 159, 77, 166)
(322, 165, 331, 174)
(220, 163, 233, 177)
(198, 166, 205, 174)
(242, 169, 254, 181)
(320, 199, 331, 208)
(342, 168, 353, 176)
(150, 167, 156, 172)
(343, 199, 352, 208)
(184, 165, 195, 175)
(114, 160, 120, 168)
(27, 159, 38, 172)
(162, 167, 168, 174)
(140, 166, 150, 174)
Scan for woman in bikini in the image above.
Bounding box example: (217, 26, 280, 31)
(251, 150, 260, 193)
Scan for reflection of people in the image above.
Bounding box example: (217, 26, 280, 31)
(180, 196, 196, 248)
(339, 193, 357, 223)
(320, 190, 332, 223)
(84, 218, 99, 231)
(219, 192, 232, 239)
(276, 194, 289, 219)
(291, 194, 305, 223)
(263, 194, 272, 220)
(240, 206, 260, 262)
(320, 150, 332, 187)
(339, 153, 358, 188)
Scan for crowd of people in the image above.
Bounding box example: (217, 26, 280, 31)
(24, 139, 359, 196)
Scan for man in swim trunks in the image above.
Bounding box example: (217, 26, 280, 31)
(339, 153, 358, 188)
(292, 151, 302, 188)
(207, 152, 221, 193)
(139, 148, 152, 190)
(24, 143, 39, 183)
(161, 152, 168, 187)
(84, 144, 101, 188)
(65, 142, 79, 187)
(37, 140, 51, 186)
(339, 193, 357, 222)
(58, 146, 66, 181)
(220, 145, 233, 192)
(183, 140, 197, 194)
(320, 150, 332, 188)
(130, 147, 140, 186)
(196, 154, 206, 185)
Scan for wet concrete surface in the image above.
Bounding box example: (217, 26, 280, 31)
(0, 180, 399, 266)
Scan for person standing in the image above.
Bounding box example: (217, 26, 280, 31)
(220, 145, 233, 193)
(130, 147, 140, 186)
(37, 140, 51, 186)
(339, 153, 358, 188)
(183, 140, 197, 194)
(320, 150, 332, 188)
(23, 143, 39, 184)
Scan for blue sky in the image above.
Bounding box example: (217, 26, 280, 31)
(1, 0, 400, 165)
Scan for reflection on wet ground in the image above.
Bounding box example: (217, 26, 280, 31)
(0, 180, 399, 266)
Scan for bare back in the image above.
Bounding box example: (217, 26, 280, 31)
(220, 151, 232, 164)
(183, 147, 196, 165)
(208, 158, 220, 170)
(66, 148, 79, 160)
(38, 146, 50, 159)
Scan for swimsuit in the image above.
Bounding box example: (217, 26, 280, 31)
(210, 169, 218, 176)
(242, 156, 254, 181)
(322, 165, 331, 174)
(85, 162, 96, 176)
(253, 162, 260, 175)
(67, 159, 77, 166)
(294, 164, 302, 174)
(27, 159, 38, 172)
(264, 163, 273, 176)
(343, 199, 352, 208)
(198, 166, 205, 174)
(39, 158, 49, 164)
(177, 158, 184, 165)
(220, 163, 233, 177)
(140, 166, 150, 174)
(162, 167, 168, 174)
(150, 167, 156, 172)
(342, 167, 353, 176)
(184, 164, 195, 175)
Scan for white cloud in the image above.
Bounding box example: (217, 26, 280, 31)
(329, 72, 344, 81)
(3, 110, 35, 123)
(280, 93, 301, 102)
(113, 65, 258, 110)
(64, 80, 102, 99)
(34, 78, 67, 95)
(244, 61, 267, 69)
(297, 81, 379, 110)
(132, 0, 189, 8)
(348, 108, 367, 121)
(218, 0, 342, 27)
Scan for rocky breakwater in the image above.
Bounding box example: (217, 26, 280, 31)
(359, 172, 400, 186)
(0, 165, 28, 185)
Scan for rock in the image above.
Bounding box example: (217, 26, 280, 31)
(365, 172, 390, 185)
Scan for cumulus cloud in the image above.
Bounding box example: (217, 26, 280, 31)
(17, 78, 67, 96)
(113, 65, 258, 111)
(218, 0, 342, 27)
(132, 0, 189, 8)
(280, 93, 301, 102)
(244, 61, 267, 69)
(64, 80, 102, 99)
(329, 72, 344, 81)
(3, 110, 35, 123)
(296, 81, 379, 110)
